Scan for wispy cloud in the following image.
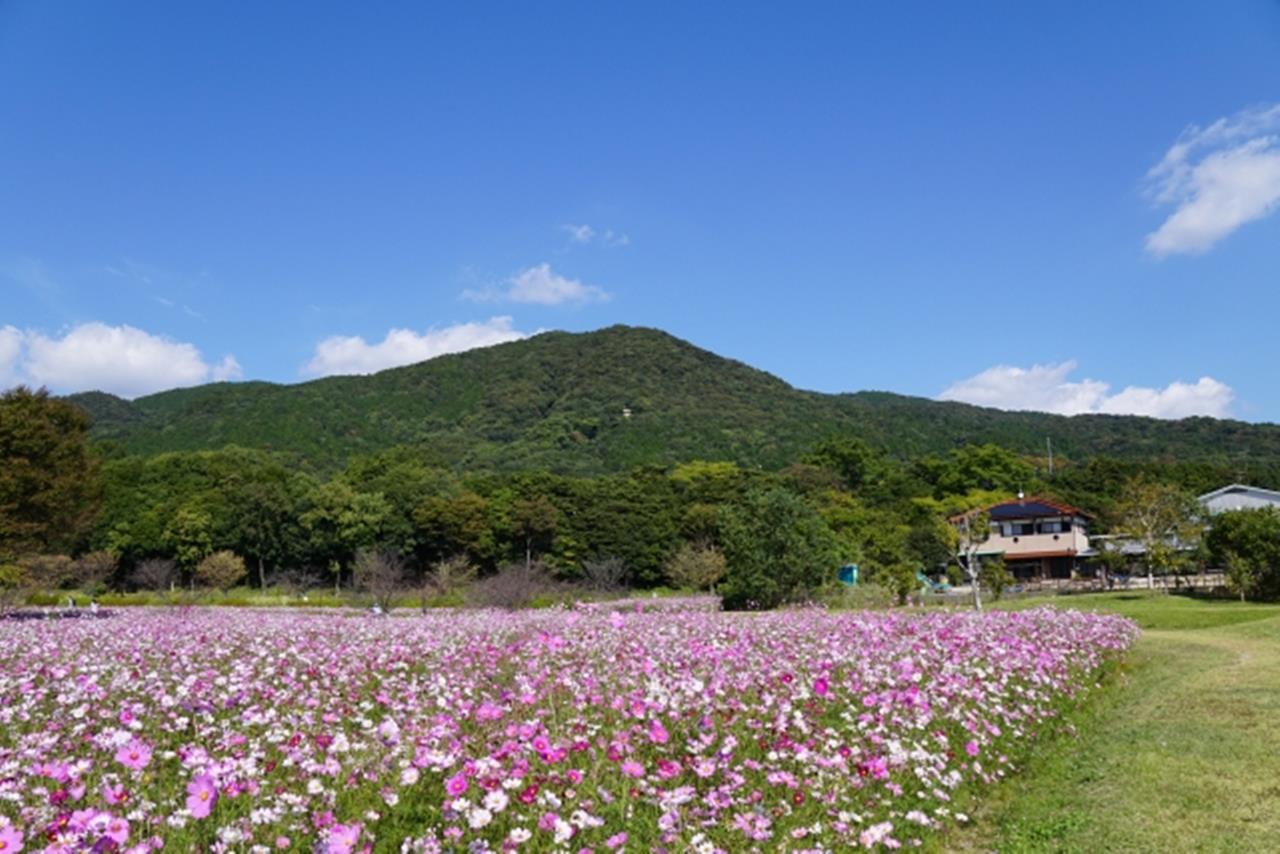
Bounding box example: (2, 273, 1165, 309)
(1145, 103, 1280, 256)
(561, 223, 629, 248)
(462, 263, 610, 306)
(0, 322, 242, 398)
(939, 360, 1234, 419)
(303, 316, 529, 377)
(562, 224, 596, 244)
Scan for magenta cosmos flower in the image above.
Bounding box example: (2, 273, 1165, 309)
(186, 774, 218, 818)
(0, 825, 22, 854)
(115, 739, 152, 772)
(445, 772, 468, 797)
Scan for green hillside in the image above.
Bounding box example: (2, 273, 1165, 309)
(69, 325, 1280, 473)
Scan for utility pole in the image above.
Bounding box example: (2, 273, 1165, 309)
(1047, 437, 1054, 478)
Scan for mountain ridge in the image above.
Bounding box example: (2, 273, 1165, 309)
(67, 325, 1280, 474)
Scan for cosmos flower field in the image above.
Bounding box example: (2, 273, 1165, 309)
(0, 603, 1136, 853)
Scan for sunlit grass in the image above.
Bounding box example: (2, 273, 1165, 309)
(951, 591, 1280, 852)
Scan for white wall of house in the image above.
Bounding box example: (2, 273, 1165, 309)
(1199, 484, 1280, 515)
(982, 518, 1089, 558)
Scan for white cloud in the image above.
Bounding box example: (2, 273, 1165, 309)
(1145, 103, 1280, 256)
(939, 360, 1234, 419)
(303, 316, 528, 377)
(561, 223, 629, 247)
(0, 326, 23, 388)
(0, 322, 242, 398)
(462, 263, 610, 306)
(562, 224, 596, 244)
(211, 355, 243, 382)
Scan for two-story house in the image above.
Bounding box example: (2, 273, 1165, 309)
(953, 496, 1092, 581)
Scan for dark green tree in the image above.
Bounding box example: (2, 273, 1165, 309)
(0, 387, 102, 557)
(1206, 507, 1280, 601)
(513, 496, 558, 570)
(718, 487, 840, 610)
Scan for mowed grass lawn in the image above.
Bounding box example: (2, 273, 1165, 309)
(949, 591, 1280, 853)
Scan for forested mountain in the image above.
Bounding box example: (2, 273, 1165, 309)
(69, 325, 1280, 474)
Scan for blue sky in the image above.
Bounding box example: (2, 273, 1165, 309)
(3, 1, 1279, 420)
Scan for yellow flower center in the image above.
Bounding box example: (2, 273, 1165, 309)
(200, 790, 210, 801)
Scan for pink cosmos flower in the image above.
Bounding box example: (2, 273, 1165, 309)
(104, 817, 130, 845)
(115, 739, 152, 771)
(813, 676, 830, 697)
(445, 772, 468, 797)
(965, 740, 980, 757)
(648, 720, 669, 744)
(323, 823, 361, 854)
(620, 760, 644, 778)
(186, 774, 218, 818)
(0, 825, 23, 854)
(656, 758, 681, 779)
(605, 831, 628, 849)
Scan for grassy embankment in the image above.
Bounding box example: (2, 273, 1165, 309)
(951, 591, 1280, 853)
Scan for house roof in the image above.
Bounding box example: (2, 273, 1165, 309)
(1197, 483, 1280, 504)
(950, 495, 1091, 523)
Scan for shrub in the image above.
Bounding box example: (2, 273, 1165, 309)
(0, 562, 29, 614)
(580, 557, 628, 592)
(270, 567, 326, 598)
(827, 582, 896, 610)
(18, 554, 75, 589)
(353, 548, 406, 611)
(718, 488, 840, 610)
(469, 561, 561, 610)
(195, 551, 248, 591)
(664, 543, 727, 591)
(1206, 506, 1280, 601)
(427, 554, 477, 597)
(862, 561, 918, 605)
(130, 558, 178, 590)
(72, 550, 116, 593)
(979, 556, 1014, 601)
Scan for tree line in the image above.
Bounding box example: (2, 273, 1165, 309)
(5, 386, 1280, 607)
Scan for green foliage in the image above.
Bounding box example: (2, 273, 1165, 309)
(0, 386, 102, 557)
(718, 488, 840, 610)
(195, 550, 248, 590)
(0, 562, 26, 588)
(513, 496, 558, 563)
(1207, 507, 1280, 601)
(300, 481, 391, 581)
(1110, 478, 1205, 580)
(68, 326, 1280, 477)
(164, 505, 214, 570)
(414, 491, 497, 566)
(979, 556, 1014, 600)
(918, 443, 1036, 498)
(827, 582, 896, 610)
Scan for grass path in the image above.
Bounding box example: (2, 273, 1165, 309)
(953, 594, 1280, 852)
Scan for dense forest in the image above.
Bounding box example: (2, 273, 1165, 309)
(5, 326, 1280, 605)
(70, 326, 1280, 476)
